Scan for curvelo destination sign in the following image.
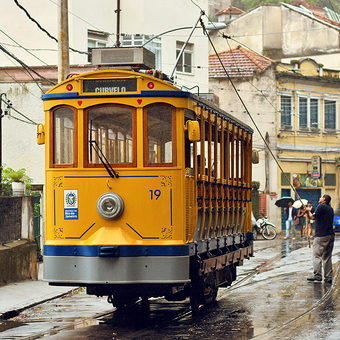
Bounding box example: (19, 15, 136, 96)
(83, 79, 137, 93)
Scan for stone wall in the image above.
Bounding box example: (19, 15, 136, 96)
(0, 240, 38, 286)
(0, 196, 38, 285)
(0, 196, 34, 243)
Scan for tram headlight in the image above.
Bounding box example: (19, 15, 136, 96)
(96, 192, 124, 220)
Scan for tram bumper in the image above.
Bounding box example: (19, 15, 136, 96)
(43, 245, 190, 285)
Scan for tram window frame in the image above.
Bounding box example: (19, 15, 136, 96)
(144, 103, 176, 167)
(84, 104, 137, 168)
(50, 106, 77, 168)
(184, 109, 196, 170)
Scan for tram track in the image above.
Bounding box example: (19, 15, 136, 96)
(30, 244, 289, 339)
(16, 246, 340, 340)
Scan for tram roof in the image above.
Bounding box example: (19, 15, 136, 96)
(42, 69, 253, 133)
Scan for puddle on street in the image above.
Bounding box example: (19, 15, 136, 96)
(0, 320, 28, 333)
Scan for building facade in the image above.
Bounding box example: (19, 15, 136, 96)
(209, 46, 340, 230)
(276, 59, 340, 229)
(210, 3, 340, 70)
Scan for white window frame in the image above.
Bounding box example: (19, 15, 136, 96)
(121, 34, 162, 70)
(323, 97, 338, 133)
(88, 30, 109, 63)
(176, 41, 194, 75)
(297, 94, 319, 132)
(279, 93, 293, 130)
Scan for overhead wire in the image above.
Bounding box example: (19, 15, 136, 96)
(0, 50, 42, 99)
(0, 97, 37, 125)
(0, 28, 49, 66)
(47, 0, 115, 45)
(13, 0, 88, 55)
(0, 43, 56, 87)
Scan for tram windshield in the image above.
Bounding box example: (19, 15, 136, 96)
(87, 105, 135, 166)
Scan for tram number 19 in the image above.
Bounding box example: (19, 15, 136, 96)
(150, 189, 161, 200)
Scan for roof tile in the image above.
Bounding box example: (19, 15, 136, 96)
(215, 6, 244, 16)
(209, 46, 274, 78)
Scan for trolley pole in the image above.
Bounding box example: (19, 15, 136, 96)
(58, 0, 70, 83)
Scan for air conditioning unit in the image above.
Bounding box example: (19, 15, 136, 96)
(91, 47, 155, 69)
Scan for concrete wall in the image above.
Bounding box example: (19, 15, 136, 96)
(0, 197, 21, 243)
(1, 82, 45, 185)
(0, 240, 38, 286)
(0, 196, 37, 286)
(0, 195, 35, 244)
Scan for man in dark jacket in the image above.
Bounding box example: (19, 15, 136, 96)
(306, 194, 334, 283)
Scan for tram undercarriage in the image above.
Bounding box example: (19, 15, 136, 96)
(85, 239, 253, 311)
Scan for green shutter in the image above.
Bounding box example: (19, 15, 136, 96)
(281, 172, 290, 186)
(325, 173, 336, 186)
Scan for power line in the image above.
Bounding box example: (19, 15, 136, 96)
(0, 28, 49, 66)
(1, 97, 37, 125)
(13, 0, 88, 55)
(47, 0, 115, 45)
(0, 66, 41, 100)
(0, 43, 56, 86)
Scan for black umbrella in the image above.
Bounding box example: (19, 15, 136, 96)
(275, 197, 294, 207)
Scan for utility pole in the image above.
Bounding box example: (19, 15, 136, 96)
(0, 94, 11, 192)
(264, 132, 270, 193)
(58, 0, 70, 83)
(115, 0, 121, 47)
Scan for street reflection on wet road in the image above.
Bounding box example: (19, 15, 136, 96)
(2, 236, 340, 340)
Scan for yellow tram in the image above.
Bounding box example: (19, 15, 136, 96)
(39, 49, 255, 311)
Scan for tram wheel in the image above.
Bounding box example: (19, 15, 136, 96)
(203, 272, 218, 305)
(110, 294, 138, 310)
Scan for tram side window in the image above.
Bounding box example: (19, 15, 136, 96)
(184, 109, 196, 170)
(53, 107, 76, 166)
(145, 104, 175, 166)
(87, 105, 135, 166)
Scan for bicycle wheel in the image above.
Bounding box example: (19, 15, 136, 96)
(262, 225, 277, 240)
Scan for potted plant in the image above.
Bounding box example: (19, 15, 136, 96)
(2, 167, 33, 196)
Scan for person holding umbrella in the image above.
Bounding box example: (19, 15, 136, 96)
(305, 194, 334, 283)
(284, 200, 298, 239)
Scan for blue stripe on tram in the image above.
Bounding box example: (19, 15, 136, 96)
(44, 244, 190, 257)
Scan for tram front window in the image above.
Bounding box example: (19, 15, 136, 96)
(53, 107, 75, 165)
(145, 104, 175, 166)
(87, 105, 135, 166)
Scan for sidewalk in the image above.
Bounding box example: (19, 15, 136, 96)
(0, 264, 75, 319)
